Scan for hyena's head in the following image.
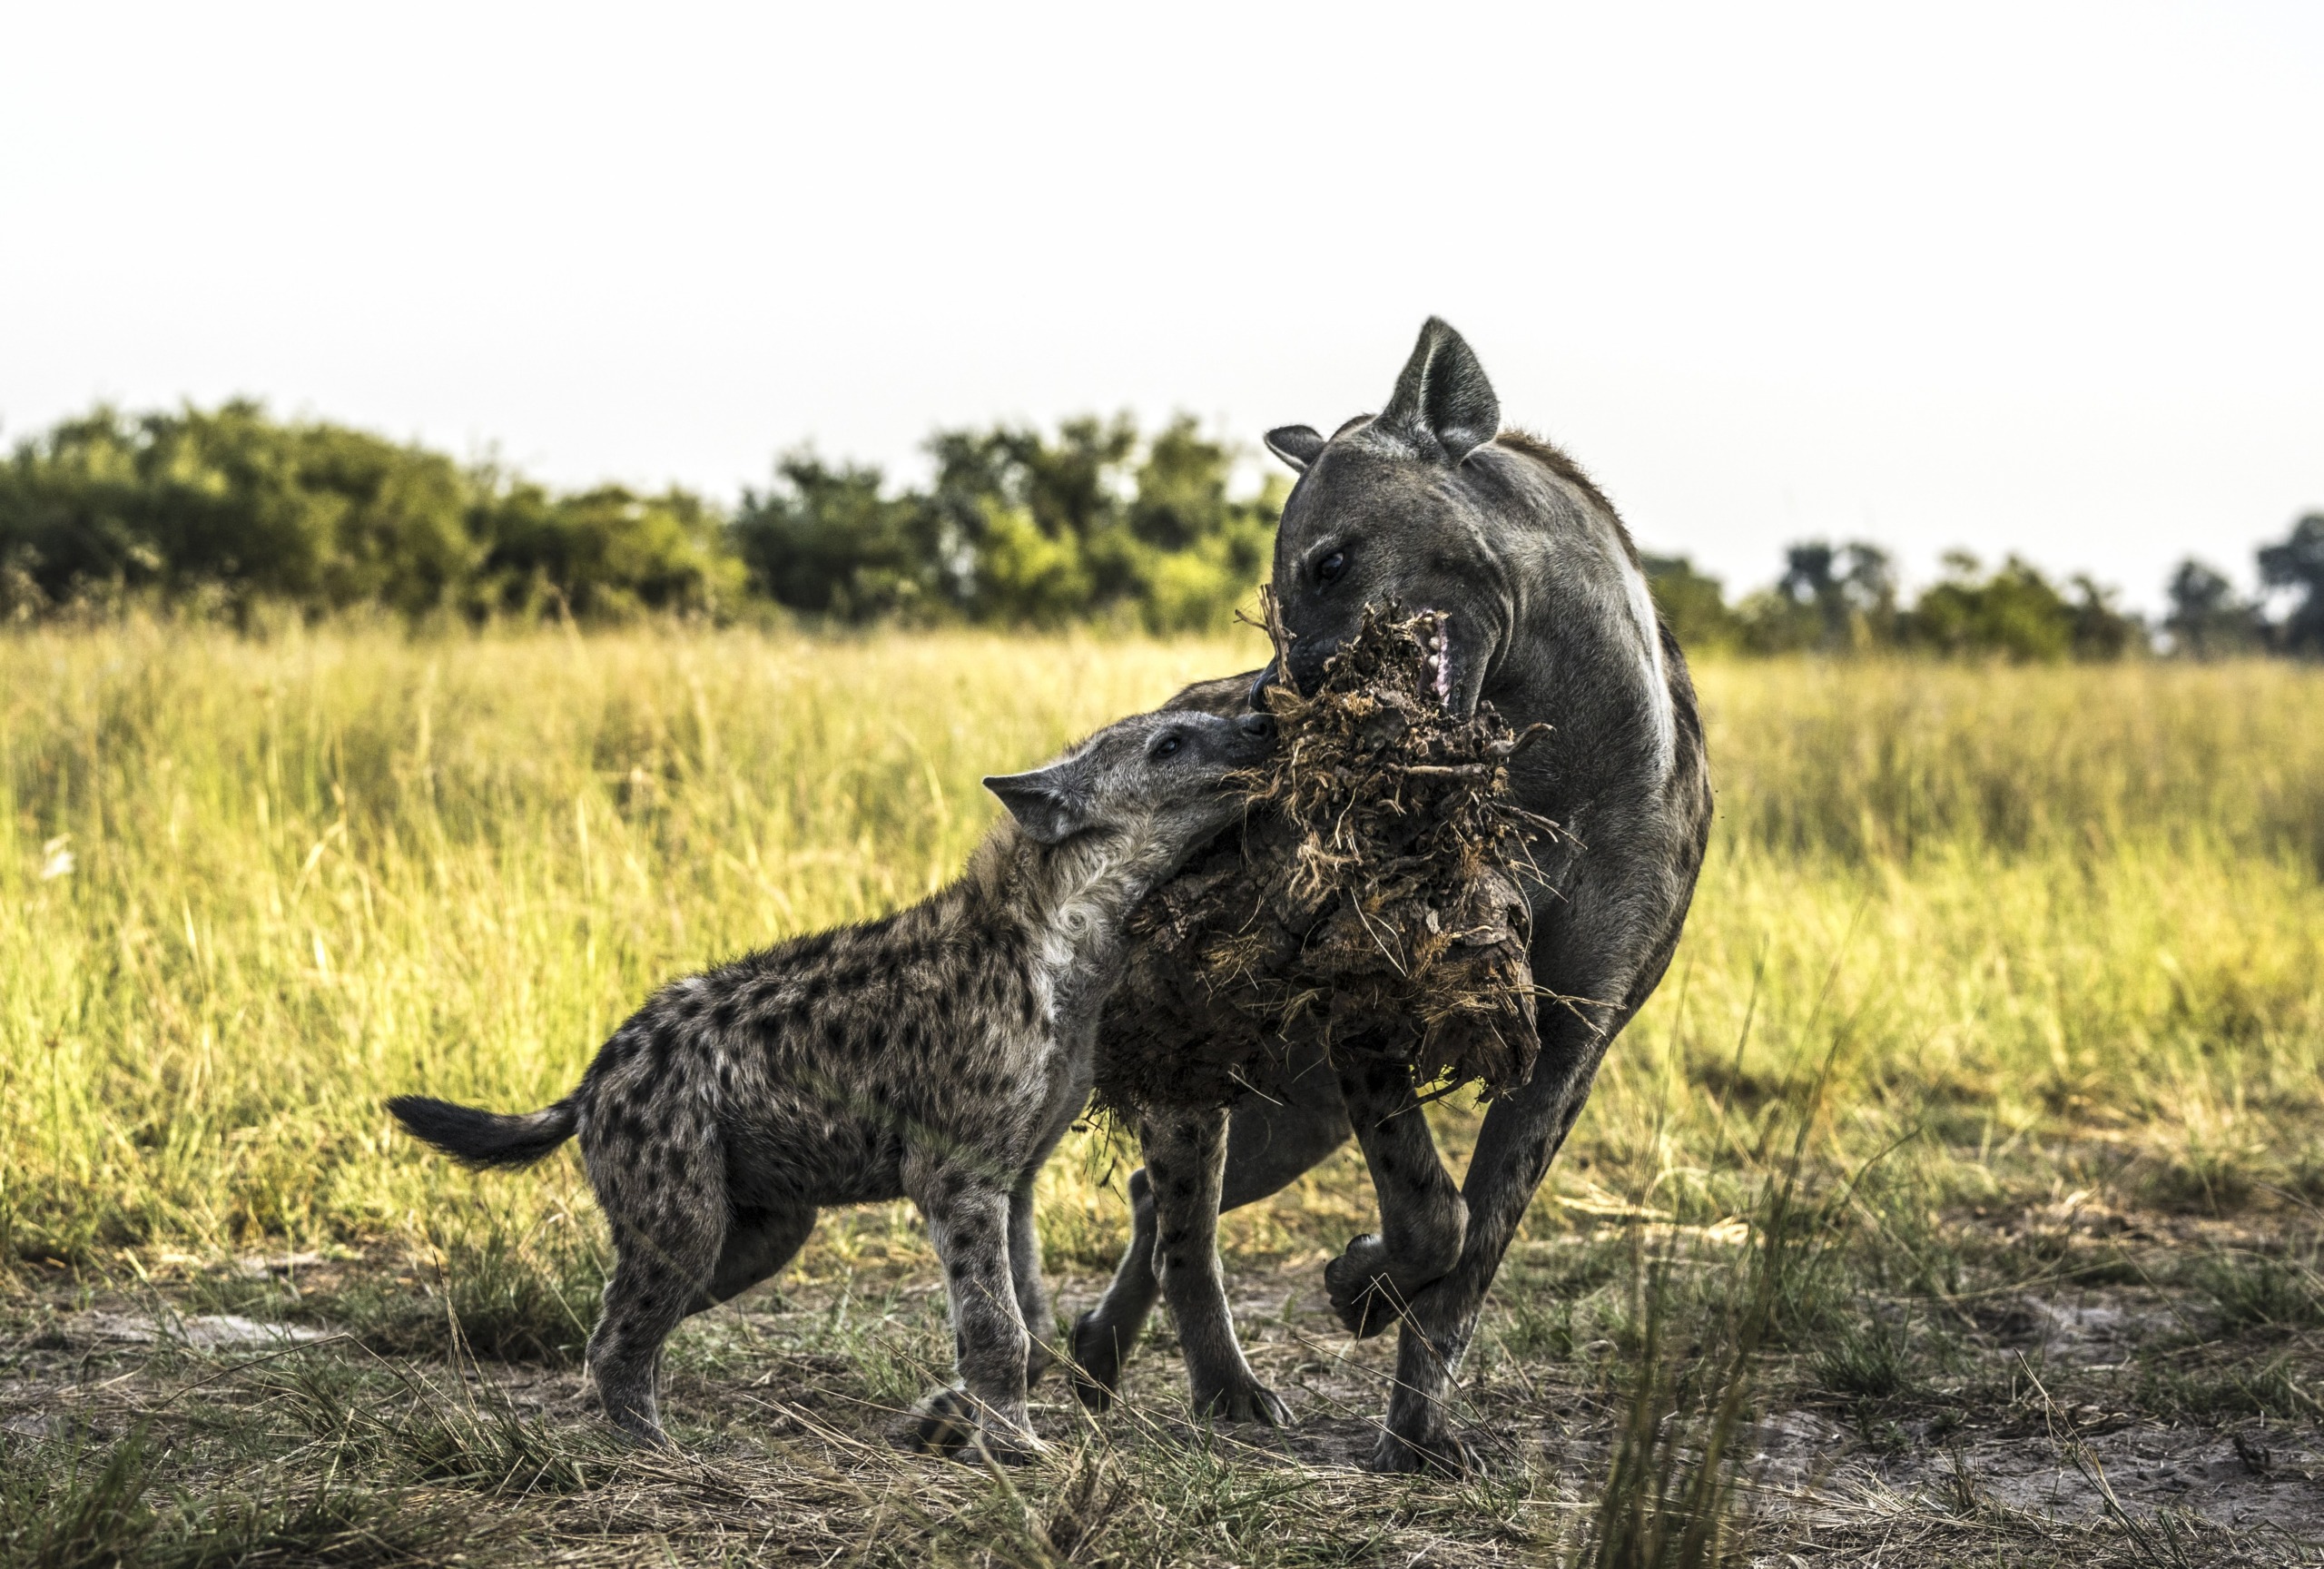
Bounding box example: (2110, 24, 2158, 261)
(1258, 317, 1514, 718)
(983, 708, 1275, 863)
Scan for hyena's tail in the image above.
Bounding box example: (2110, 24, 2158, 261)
(387, 1094, 579, 1169)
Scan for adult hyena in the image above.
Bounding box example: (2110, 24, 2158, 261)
(1072, 320, 1714, 1473)
(391, 706, 1275, 1460)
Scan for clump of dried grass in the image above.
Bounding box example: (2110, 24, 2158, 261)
(1097, 596, 1559, 1114)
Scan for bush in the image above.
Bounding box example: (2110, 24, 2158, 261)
(2, 402, 1287, 631)
(0, 402, 479, 617)
(0, 403, 741, 625)
(1641, 555, 1739, 653)
(1903, 551, 2142, 661)
(472, 481, 744, 619)
(732, 452, 952, 620)
(731, 412, 1278, 631)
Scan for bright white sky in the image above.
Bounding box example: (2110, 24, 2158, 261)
(5, 1, 2320, 608)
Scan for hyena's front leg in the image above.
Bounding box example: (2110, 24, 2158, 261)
(905, 1169, 1043, 1463)
(1324, 1055, 1468, 1337)
(1007, 1178, 1057, 1386)
(1142, 1110, 1291, 1426)
(1369, 1021, 1606, 1475)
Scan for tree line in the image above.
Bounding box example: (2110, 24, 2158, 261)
(0, 402, 1277, 633)
(3, 400, 2319, 657)
(1646, 523, 2323, 660)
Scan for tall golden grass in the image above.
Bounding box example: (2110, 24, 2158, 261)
(3, 624, 2319, 1269)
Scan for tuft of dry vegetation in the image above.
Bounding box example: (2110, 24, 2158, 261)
(1098, 598, 1551, 1114)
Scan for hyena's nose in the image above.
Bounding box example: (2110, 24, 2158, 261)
(1236, 712, 1276, 742)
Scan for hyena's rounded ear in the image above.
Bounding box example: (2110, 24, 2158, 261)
(983, 766, 1090, 845)
(1381, 317, 1500, 464)
(1264, 425, 1327, 474)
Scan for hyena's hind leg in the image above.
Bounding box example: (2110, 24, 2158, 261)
(1068, 1081, 1349, 1409)
(585, 1141, 729, 1447)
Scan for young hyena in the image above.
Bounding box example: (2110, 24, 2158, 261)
(389, 706, 1275, 1460)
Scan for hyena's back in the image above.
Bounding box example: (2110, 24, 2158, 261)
(572, 902, 1058, 1210)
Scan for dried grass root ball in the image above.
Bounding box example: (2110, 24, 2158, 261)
(1095, 598, 1561, 1117)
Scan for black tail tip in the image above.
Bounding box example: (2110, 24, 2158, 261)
(386, 1092, 575, 1169)
(385, 1093, 458, 1134)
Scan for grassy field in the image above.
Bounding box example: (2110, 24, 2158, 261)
(3, 623, 2321, 1566)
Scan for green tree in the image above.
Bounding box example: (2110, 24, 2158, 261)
(1119, 417, 1278, 632)
(2065, 574, 2141, 660)
(921, 414, 1275, 630)
(0, 402, 478, 615)
(474, 482, 743, 619)
(972, 503, 1095, 625)
(1902, 552, 2136, 661)
(927, 416, 1139, 617)
(2257, 513, 2324, 656)
(2164, 559, 2264, 658)
(731, 453, 946, 621)
(1774, 540, 1897, 650)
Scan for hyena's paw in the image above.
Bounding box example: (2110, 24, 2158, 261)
(899, 1387, 1047, 1465)
(1195, 1378, 1292, 1427)
(1366, 1423, 1471, 1476)
(1067, 1309, 1125, 1411)
(900, 1387, 980, 1457)
(971, 1422, 1049, 1466)
(1324, 1234, 1408, 1338)
(586, 1383, 675, 1450)
(604, 1419, 675, 1452)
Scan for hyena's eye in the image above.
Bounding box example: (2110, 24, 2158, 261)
(1150, 733, 1183, 760)
(1316, 548, 1348, 586)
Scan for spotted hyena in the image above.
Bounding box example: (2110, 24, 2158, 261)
(1073, 320, 1712, 1474)
(389, 705, 1275, 1460)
